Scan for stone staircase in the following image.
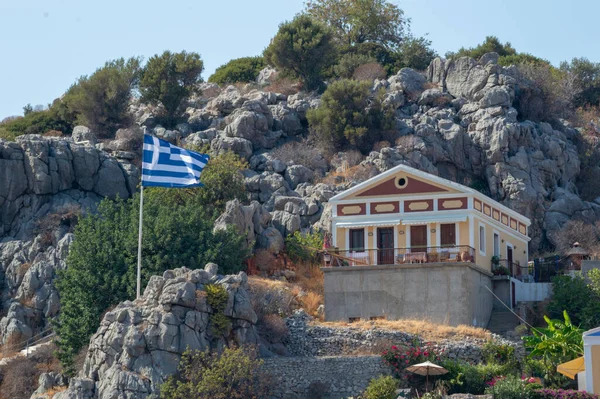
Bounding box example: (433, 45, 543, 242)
(487, 309, 520, 337)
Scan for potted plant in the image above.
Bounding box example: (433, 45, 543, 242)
(491, 255, 500, 267)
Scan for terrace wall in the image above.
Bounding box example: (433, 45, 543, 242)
(323, 263, 493, 327)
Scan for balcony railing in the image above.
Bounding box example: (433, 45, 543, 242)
(492, 259, 558, 283)
(323, 246, 476, 267)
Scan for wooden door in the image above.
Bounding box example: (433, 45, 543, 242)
(507, 245, 514, 275)
(410, 225, 427, 252)
(377, 227, 394, 265)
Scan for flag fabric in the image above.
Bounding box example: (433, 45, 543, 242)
(142, 134, 210, 188)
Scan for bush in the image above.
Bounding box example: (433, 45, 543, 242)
(333, 53, 378, 79)
(0, 108, 73, 141)
(208, 56, 265, 85)
(446, 36, 516, 60)
(285, 230, 324, 263)
(307, 79, 394, 153)
(482, 340, 518, 368)
(395, 35, 437, 71)
(62, 57, 141, 138)
(55, 194, 249, 374)
(140, 50, 204, 127)
(353, 62, 387, 81)
(270, 141, 327, 172)
(263, 15, 336, 91)
(440, 360, 513, 395)
(160, 346, 272, 399)
(547, 275, 600, 330)
(484, 375, 531, 399)
(258, 314, 289, 343)
(382, 340, 444, 386)
(364, 375, 398, 399)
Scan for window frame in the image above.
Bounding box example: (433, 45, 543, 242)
(479, 223, 486, 256)
(349, 228, 366, 252)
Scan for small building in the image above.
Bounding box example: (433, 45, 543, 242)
(322, 163, 531, 327)
(584, 326, 600, 394)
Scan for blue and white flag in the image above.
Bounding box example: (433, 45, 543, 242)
(142, 134, 210, 188)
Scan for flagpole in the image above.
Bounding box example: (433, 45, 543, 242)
(136, 185, 144, 300)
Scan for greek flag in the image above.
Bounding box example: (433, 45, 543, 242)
(142, 134, 209, 188)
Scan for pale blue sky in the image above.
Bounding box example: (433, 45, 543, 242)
(1, 0, 598, 119)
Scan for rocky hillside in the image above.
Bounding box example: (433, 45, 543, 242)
(0, 52, 597, 355)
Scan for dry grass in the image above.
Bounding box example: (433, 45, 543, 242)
(0, 334, 22, 360)
(319, 318, 491, 341)
(44, 386, 67, 398)
(298, 292, 323, 318)
(264, 77, 300, 95)
(317, 164, 375, 185)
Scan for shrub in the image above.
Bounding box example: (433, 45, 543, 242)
(140, 50, 204, 127)
(208, 56, 265, 85)
(446, 36, 516, 60)
(270, 141, 327, 172)
(382, 340, 444, 384)
(285, 230, 324, 263)
(307, 79, 394, 153)
(0, 108, 73, 141)
(482, 339, 518, 367)
(440, 360, 512, 395)
(263, 76, 299, 95)
(205, 284, 230, 336)
(263, 15, 336, 91)
(258, 314, 289, 343)
(533, 389, 600, 399)
(364, 375, 398, 399)
(55, 194, 248, 374)
(62, 57, 141, 138)
(484, 375, 530, 399)
(161, 346, 271, 399)
(333, 53, 378, 79)
(353, 62, 387, 81)
(547, 275, 600, 330)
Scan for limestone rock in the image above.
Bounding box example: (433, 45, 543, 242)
(72, 126, 97, 146)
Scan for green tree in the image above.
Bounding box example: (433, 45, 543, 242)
(285, 230, 324, 263)
(446, 36, 516, 60)
(208, 56, 265, 85)
(332, 53, 377, 78)
(140, 50, 204, 126)
(304, 0, 409, 49)
(160, 346, 272, 399)
(589, 268, 600, 297)
(560, 57, 600, 107)
(62, 57, 141, 137)
(263, 15, 336, 91)
(395, 35, 437, 71)
(307, 78, 393, 152)
(55, 193, 248, 374)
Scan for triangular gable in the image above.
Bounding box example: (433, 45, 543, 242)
(330, 163, 472, 201)
(353, 175, 452, 198)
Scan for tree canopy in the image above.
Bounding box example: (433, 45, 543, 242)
(304, 0, 408, 49)
(263, 14, 336, 91)
(139, 50, 204, 126)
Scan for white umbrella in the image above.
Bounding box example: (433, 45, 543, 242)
(405, 361, 448, 391)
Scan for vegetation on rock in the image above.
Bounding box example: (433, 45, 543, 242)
(160, 346, 271, 399)
(208, 56, 265, 85)
(307, 78, 394, 152)
(140, 50, 204, 126)
(263, 14, 337, 91)
(364, 375, 398, 399)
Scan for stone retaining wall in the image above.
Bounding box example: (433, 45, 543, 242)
(263, 355, 389, 399)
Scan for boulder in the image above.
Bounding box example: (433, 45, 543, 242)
(284, 165, 314, 189)
(211, 136, 253, 160)
(388, 68, 426, 98)
(445, 57, 490, 99)
(257, 66, 278, 85)
(72, 126, 96, 146)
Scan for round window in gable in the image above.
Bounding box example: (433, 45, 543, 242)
(395, 176, 408, 189)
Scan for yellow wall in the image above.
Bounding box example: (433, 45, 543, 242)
(593, 344, 600, 394)
(336, 227, 347, 249)
(475, 217, 528, 272)
(458, 221, 470, 247)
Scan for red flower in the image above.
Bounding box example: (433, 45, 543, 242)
(405, 360, 409, 364)
(392, 345, 398, 350)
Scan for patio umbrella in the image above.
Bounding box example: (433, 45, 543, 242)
(405, 361, 448, 391)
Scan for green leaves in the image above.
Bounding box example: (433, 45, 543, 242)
(285, 230, 324, 263)
(307, 78, 393, 152)
(55, 182, 249, 373)
(139, 51, 204, 126)
(263, 15, 336, 91)
(160, 346, 271, 399)
(208, 57, 265, 85)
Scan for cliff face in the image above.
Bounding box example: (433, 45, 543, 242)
(55, 266, 258, 399)
(0, 53, 598, 381)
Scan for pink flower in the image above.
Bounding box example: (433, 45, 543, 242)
(528, 377, 536, 384)
(405, 360, 409, 364)
(392, 345, 398, 350)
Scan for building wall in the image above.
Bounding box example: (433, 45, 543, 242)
(593, 345, 600, 394)
(323, 263, 493, 327)
(474, 216, 528, 273)
(263, 356, 390, 399)
(513, 280, 552, 302)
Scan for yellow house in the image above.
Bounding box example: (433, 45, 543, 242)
(327, 163, 531, 273)
(322, 164, 532, 326)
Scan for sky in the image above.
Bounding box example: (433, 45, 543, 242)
(0, 0, 599, 119)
